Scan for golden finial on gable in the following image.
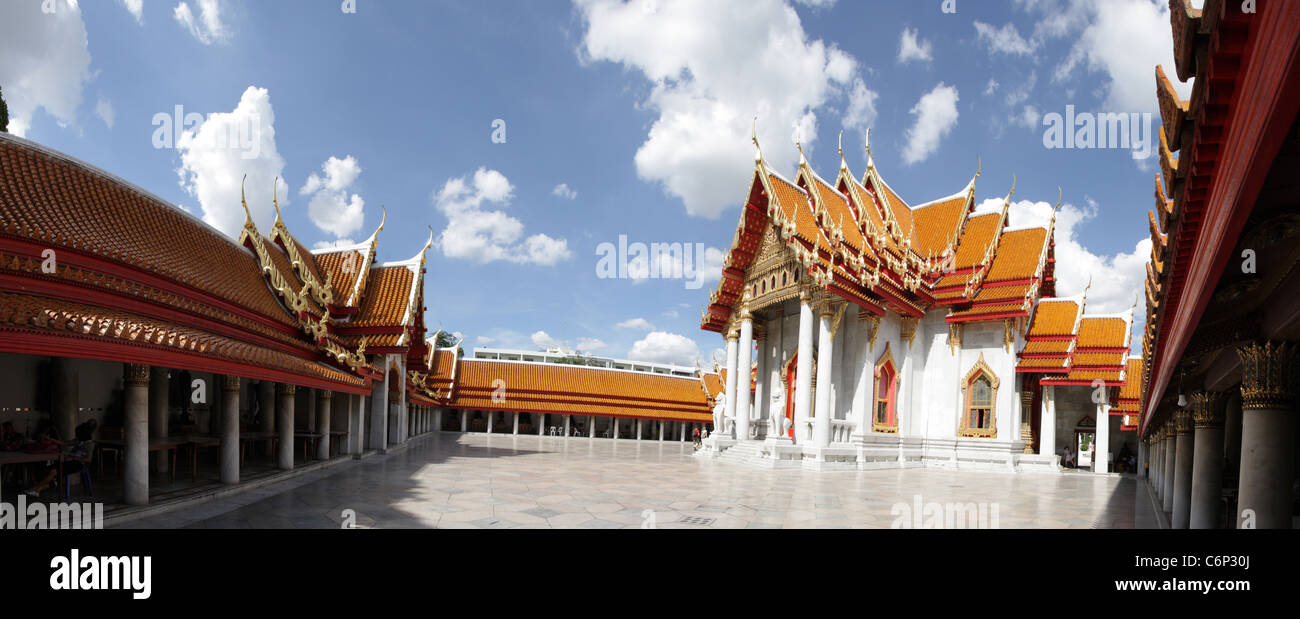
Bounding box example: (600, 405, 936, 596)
(751, 116, 764, 164)
(240, 174, 252, 224)
(272, 177, 283, 224)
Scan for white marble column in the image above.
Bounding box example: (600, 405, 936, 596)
(434, 409, 442, 433)
(538, 413, 546, 435)
(753, 328, 767, 439)
(1235, 341, 1297, 529)
(1190, 392, 1225, 529)
(1172, 411, 1194, 528)
(317, 391, 332, 461)
(370, 373, 388, 450)
(150, 367, 169, 472)
(1040, 385, 1056, 460)
(124, 364, 150, 506)
(659, 420, 665, 441)
(1094, 402, 1110, 474)
(277, 384, 295, 470)
(723, 330, 739, 436)
(735, 311, 754, 440)
(221, 376, 240, 484)
(512, 411, 519, 435)
(812, 304, 835, 448)
(1162, 427, 1176, 513)
(460, 410, 468, 432)
(680, 423, 686, 441)
(589, 415, 596, 438)
(1138, 440, 1148, 479)
(793, 291, 815, 443)
(565, 414, 572, 436)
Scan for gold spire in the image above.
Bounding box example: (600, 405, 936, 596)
(272, 176, 283, 224)
(864, 127, 875, 171)
(751, 116, 764, 164)
(838, 130, 847, 171)
(239, 174, 252, 225)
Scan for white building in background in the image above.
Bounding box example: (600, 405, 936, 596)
(696, 132, 1138, 472)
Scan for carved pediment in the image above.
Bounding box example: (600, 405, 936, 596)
(742, 222, 805, 312)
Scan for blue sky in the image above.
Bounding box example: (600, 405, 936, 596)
(1, 0, 1186, 364)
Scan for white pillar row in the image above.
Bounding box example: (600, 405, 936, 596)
(753, 326, 767, 440)
(812, 304, 835, 448)
(723, 330, 739, 436)
(123, 364, 150, 506)
(735, 310, 754, 441)
(1235, 341, 1297, 529)
(793, 290, 815, 444)
(220, 376, 240, 484)
(317, 391, 332, 461)
(1172, 411, 1194, 528)
(1152, 434, 1162, 494)
(1040, 386, 1056, 460)
(277, 384, 295, 470)
(1190, 392, 1225, 529)
(149, 367, 169, 473)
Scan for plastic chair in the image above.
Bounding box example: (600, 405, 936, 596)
(63, 468, 93, 502)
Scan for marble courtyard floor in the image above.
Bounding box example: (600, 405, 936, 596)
(117, 432, 1145, 529)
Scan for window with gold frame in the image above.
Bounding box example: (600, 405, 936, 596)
(959, 353, 999, 438)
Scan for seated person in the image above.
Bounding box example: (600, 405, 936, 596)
(0, 421, 22, 451)
(24, 419, 97, 498)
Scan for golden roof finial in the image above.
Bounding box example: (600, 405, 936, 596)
(272, 176, 284, 224)
(1005, 173, 1017, 201)
(1050, 187, 1063, 226)
(975, 155, 982, 179)
(751, 116, 764, 164)
(796, 131, 807, 167)
(838, 130, 847, 171)
(864, 127, 875, 170)
(239, 174, 252, 224)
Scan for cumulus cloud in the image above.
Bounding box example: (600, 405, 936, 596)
(299, 155, 365, 238)
(576, 337, 607, 352)
(175, 86, 288, 239)
(575, 0, 869, 219)
(1051, 0, 1190, 114)
(897, 27, 932, 64)
(531, 330, 561, 349)
(311, 238, 357, 251)
(432, 168, 571, 266)
(980, 196, 1148, 334)
(119, 0, 144, 23)
(174, 0, 228, 45)
(841, 78, 878, 133)
(475, 336, 495, 345)
(901, 83, 959, 165)
(974, 21, 1037, 56)
(0, 0, 93, 137)
(552, 183, 577, 200)
(616, 318, 654, 330)
(529, 331, 604, 354)
(94, 96, 115, 129)
(628, 331, 701, 366)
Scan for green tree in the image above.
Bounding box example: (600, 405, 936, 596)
(434, 331, 457, 348)
(0, 86, 9, 133)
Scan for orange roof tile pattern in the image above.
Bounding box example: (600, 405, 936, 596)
(440, 360, 713, 423)
(1016, 298, 1081, 374)
(314, 249, 365, 307)
(348, 265, 414, 328)
(910, 195, 967, 256)
(1040, 315, 1132, 386)
(0, 137, 297, 328)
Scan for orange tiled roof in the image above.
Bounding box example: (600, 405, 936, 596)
(1118, 357, 1143, 401)
(1021, 339, 1072, 355)
(0, 136, 297, 328)
(1076, 317, 1128, 349)
(910, 195, 967, 256)
(1025, 299, 1080, 337)
(984, 227, 1048, 281)
(350, 265, 414, 327)
(428, 348, 457, 379)
(314, 249, 365, 307)
(950, 213, 1000, 269)
(445, 360, 712, 422)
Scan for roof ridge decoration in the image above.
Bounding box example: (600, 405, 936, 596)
(237, 176, 311, 318)
(395, 226, 434, 348)
(962, 175, 1015, 299)
(346, 205, 385, 308)
(860, 128, 908, 250)
(1023, 187, 1063, 309)
(268, 177, 336, 308)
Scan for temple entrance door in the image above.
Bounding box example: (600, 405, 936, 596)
(784, 354, 797, 438)
(1075, 431, 1094, 468)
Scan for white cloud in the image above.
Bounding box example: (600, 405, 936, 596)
(475, 336, 495, 345)
(575, 0, 866, 219)
(982, 196, 1148, 328)
(311, 238, 356, 251)
(119, 0, 144, 23)
(974, 21, 1037, 56)
(1011, 104, 1042, 129)
(176, 86, 288, 239)
(1052, 0, 1190, 114)
(901, 83, 959, 165)
(174, 0, 228, 45)
(576, 337, 607, 352)
(616, 318, 654, 330)
(432, 167, 572, 266)
(531, 331, 562, 349)
(0, 0, 92, 137)
(94, 96, 115, 129)
(299, 155, 365, 239)
(841, 78, 878, 132)
(552, 183, 577, 200)
(897, 27, 932, 64)
(628, 331, 701, 366)
(984, 78, 999, 96)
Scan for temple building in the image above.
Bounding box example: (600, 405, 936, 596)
(0, 132, 448, 508)
(696, 126, 1145, 472)
(1138, 0, 1300, 529)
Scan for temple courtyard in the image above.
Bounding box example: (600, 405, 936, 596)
(115, 432, 1151, 529)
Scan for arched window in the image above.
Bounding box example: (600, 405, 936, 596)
(873, 344, 898, 433)
(960, 354, 1000, 438)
